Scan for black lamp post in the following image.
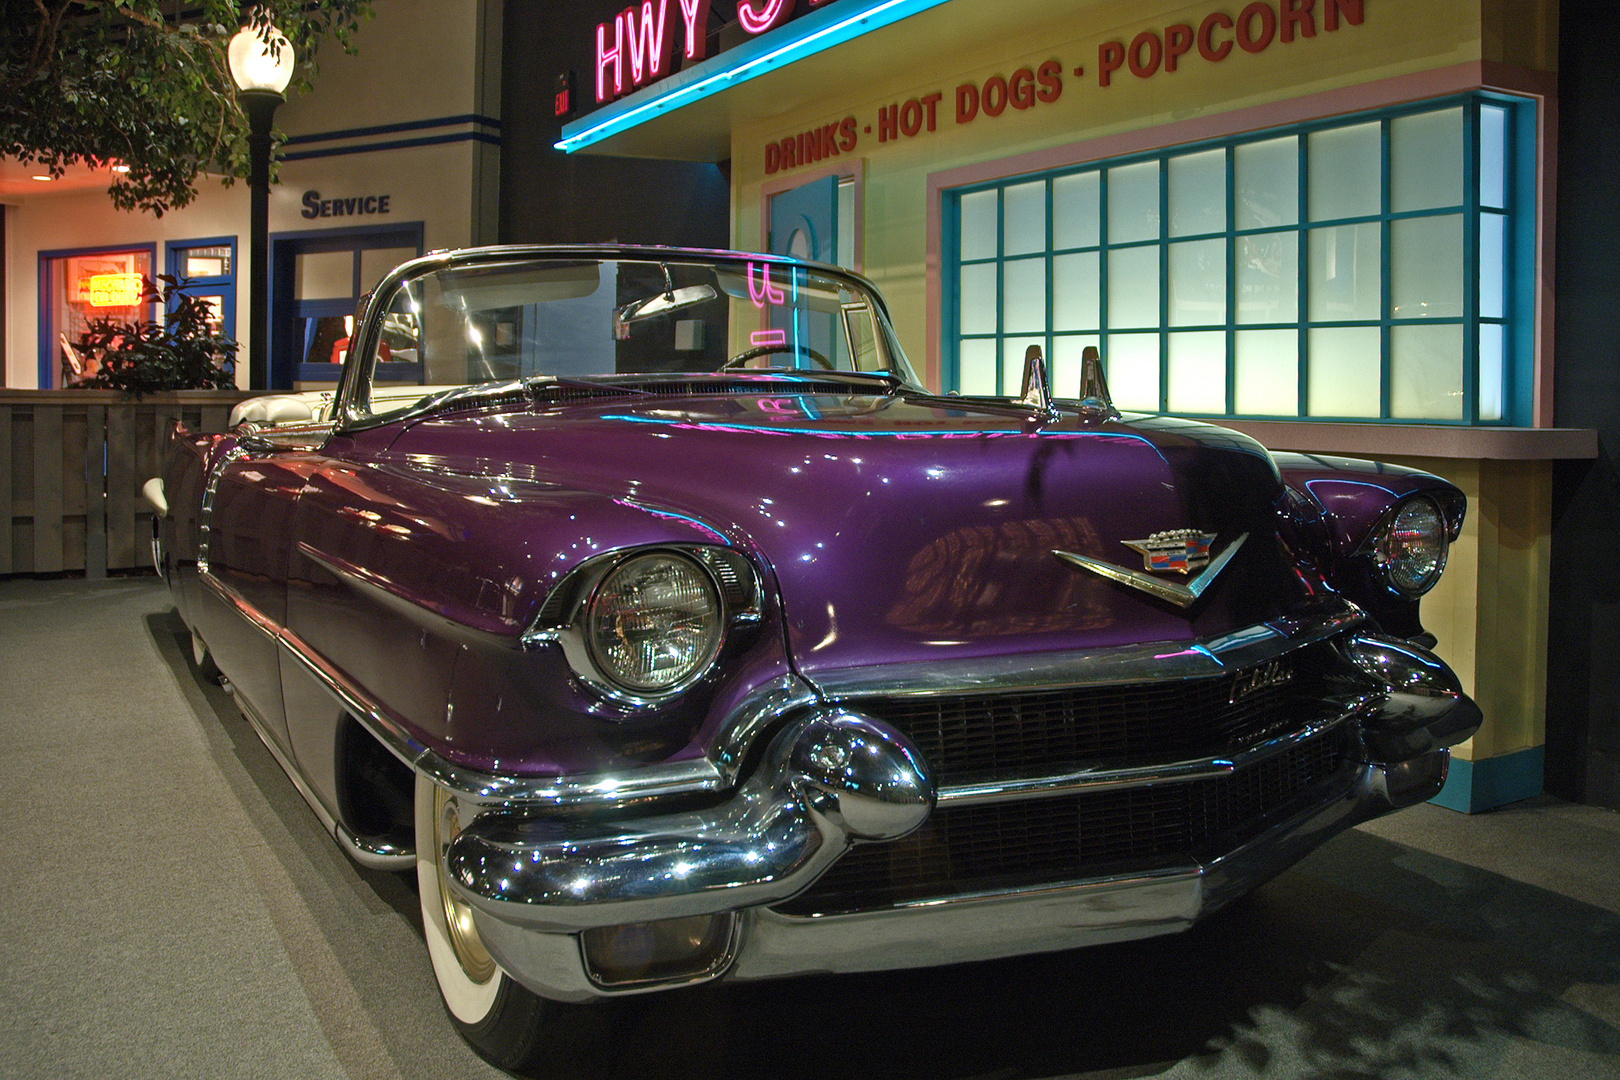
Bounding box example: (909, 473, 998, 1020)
(228, 21, 294, 390)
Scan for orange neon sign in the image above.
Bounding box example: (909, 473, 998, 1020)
(86, 273, 143, 307)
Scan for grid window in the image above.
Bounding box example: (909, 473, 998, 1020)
(945, 94, 1532, 425)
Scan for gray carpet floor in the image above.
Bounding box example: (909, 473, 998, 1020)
(2, 574, 1617, 1079)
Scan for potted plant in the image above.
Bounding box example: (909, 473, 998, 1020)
(73, 275, 238, 395)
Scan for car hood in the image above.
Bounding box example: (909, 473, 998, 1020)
(390, 391, 1333, 680)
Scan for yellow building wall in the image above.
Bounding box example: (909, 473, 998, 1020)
(730, 0, 1549, 371)
(1393, 457, 1551, 765)
(728, 0, 1558, 810)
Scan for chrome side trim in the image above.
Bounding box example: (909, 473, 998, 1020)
(335, 825, 417, 870)
(202, 558, 728, 811)
(805, 603, 1366, 700)
(197, 445, 249, 575)
(231, 682, 415, 870)
(272, 617, 728, 808)
(199, 570, 280, 642)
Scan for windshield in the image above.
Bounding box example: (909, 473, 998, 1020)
(347, 252, 919, 422)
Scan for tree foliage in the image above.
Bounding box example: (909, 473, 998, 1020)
(2, 1, 372, 216)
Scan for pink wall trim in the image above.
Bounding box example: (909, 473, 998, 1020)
(923, 61, 1559, 428)
(760, 158, 865, 274)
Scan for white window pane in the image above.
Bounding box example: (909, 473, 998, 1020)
(1307, 122, 1380, 221)
(1108, 160, 1160, 243)
(1480, 212, 1506, 320)
(1168, 239, 1226, 326)
(1051, 335, 1099, 398)
(1236, 231, 1298, 324)
(1307, 325, 1382, 417)
(295, 250, 353, 300)
(1481, 105, 1507, 210)
(1004, 337, 1046, 396)
(1235, 329, 1300, 415)
(1108, 246, 1159, 328)
(959, 262, 998, 334)
(1053, 171, 1100, 249)
(1308, 223, 1381, 321)
(1003, 257, 1047, 332)
(1167, 331, 1227, 413)
(1479, 322, 1504, 421)
(1391, 323, 1463, 419)
(1053, 252, 1099, 331)
(1235, 136, 1298, 229)
(1390, 108, 1463, 212)
(1391, 214, 1463, 320)
(1105, 332, 1160, 412)
(958, 337, 998, 395)
(1168, 148, 1226, 237)
(1003, 181, 1047, 256)
(960, 189, 998, 261)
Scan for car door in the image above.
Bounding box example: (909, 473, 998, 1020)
(190, 447, 322, 754)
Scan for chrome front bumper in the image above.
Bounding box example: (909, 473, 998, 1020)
(442, 631, 1479, 1003)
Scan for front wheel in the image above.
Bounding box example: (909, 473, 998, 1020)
(415, 773, 547, 1070)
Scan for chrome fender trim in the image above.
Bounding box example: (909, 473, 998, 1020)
(443, 709, 934, 932)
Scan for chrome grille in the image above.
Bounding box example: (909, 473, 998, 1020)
(776, 725, 1350, 917)
(841, 648, 1323, 787)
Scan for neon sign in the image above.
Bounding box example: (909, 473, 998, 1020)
(563, 0, 950, 152)
(746, 261, 789, 348)
(596, 0, 710, 101)
(735, 0, 793, 35)
(747, 262, 787, 307)
(86, 273, 143, 307)
(592, 0, 845, 104)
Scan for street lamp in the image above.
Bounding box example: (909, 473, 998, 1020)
(228, 20, 295, 390)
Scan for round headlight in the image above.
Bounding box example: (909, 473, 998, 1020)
(585, 553, 722, 693)
(1375, 497, 1448, 596)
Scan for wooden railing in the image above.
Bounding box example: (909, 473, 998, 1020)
(1, 389, 254, 577)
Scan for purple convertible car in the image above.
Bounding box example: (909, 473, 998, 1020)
(150, 245, 1479, 1068)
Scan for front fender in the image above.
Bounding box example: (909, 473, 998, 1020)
(1274, 452, 1466, 642)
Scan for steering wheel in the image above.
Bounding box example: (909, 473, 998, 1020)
(722, 343, 834, 371)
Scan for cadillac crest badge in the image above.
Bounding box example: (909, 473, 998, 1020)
(1122, 530, 1218, 576)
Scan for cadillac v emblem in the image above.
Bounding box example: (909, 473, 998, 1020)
(1122, 530, 1217, 576)
(1052, 531, 1248, 609)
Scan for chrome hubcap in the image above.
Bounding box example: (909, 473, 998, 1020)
(433, 788, 497, 984)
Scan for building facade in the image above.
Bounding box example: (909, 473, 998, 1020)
(535, 0, 1601, 812)
(2, 0, 502, 392)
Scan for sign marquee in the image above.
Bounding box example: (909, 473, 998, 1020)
(760, 0, 1364, 174)
(594, 0, 838, 104)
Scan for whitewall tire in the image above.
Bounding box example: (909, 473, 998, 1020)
(415, 773, 546, 1070)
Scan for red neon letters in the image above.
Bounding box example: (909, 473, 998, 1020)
(596, 0, 710, 102)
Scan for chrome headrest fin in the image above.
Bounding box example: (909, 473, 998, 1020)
(1020, 344, 1060, 421)
(1078, 344, 1120, 419)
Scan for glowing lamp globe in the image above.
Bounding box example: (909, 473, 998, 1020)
(228, 24, 295, 95)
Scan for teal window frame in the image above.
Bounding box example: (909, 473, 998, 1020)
(942, 92, 1537, 426)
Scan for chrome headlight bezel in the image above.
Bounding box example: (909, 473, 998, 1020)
(585, 552, 723, 695)
(525, 545, 762, 708)
(1369, 495, 1449, 598)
